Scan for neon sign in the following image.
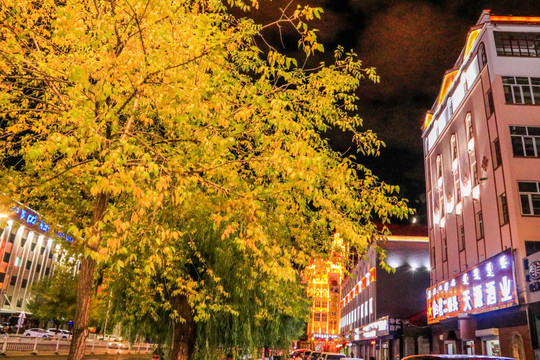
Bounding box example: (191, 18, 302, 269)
(9, 206, 50, 234)
(9, 205, 72, 242)
(427, 250, 518, 324)
(342, 267, 376, 305)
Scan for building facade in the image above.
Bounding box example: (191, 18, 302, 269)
(0, 200, 70, 320)
(305, 234, 345, 352)
(422, 10, 540, 360)
(339, 225, 430, 360)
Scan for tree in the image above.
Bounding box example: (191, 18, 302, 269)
(27, 265, 78, 330)
(0, 1, 413, 360)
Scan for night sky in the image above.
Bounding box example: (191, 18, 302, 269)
(249, 0, 540, 224)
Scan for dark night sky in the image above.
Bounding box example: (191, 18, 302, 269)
(250, 0, 540, 223)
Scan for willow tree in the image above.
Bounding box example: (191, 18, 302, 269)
(0, 1, 412, 360)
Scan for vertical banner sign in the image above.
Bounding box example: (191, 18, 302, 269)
(427, 250, 518, 324)
(524, 251, 540, 303)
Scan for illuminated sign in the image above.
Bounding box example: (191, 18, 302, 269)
(427, 250, 518, 324)
(313, 334, 340, 340)
(342, 267, 376, 305)
(9, 205, 73, 242)
(524, 251, 540, 303)
(354, 317, 390, 340)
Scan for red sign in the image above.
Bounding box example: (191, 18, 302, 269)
(427, 250, 518, 324)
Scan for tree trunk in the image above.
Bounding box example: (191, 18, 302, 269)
(67, 255, 96, 360)
(169, 295, 196, 360)
(67, 192, 108, 360)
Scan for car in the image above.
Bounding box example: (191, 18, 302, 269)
(47, 328, 70, 339)
(316, 353, 346, 360)
(401, 355, 514, 360)
(307, 352, 321, 360)
(23, 328, 50, 338)
(108, 341, 129, 349)
(290, 349, 311, 359)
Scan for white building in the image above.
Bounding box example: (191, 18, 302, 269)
(422, 10, 540, 360)
(0, 200, 72, 320)
(340, 225, 429, 360)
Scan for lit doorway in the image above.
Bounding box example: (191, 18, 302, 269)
(445, 341, 456, 354)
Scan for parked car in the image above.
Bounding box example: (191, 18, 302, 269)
(402, 355, 514, 360)
(307, 352, 321, 360)
(23, 328, 50, 338)
(108, 341, 129, 349)
(47, 328, 70, 339)
(316, 353, 346, 360)
(290, 349, 311, 359)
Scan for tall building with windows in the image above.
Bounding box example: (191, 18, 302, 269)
(304, 233, 346, 352)
(422, 10, 540, 360)
(339, 225, 429, 360)
(0, 200, 70, 319)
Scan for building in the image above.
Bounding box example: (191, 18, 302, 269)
(304, 234, 346, 352)
(339, 225, 430, 360)
(422, 10, 540, 360)
(0, 199, 70, 320)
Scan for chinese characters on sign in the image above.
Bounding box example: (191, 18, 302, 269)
(427, 250, 518, 324)
(9, 205, 73, 242)
(524, 251, 540, 302)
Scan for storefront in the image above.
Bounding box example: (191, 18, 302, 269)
(347, 317, 404, 360)
(427, 250, 530, 359)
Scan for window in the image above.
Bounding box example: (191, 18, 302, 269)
(519, 181, 540, 215)
(494, 32, 540, 57)
(451, 135, 458, 161)
(16, 299, 22, 308)
(2, 253, 10, 263)
(13, 257, 21, 267)
(510, 126, 540, 157)
(321, 313, 327, 322)
(45, 267, 50, 276)
(503, 76, 540, 105)
(314, 313, 321, 322)
(499, 193, 509, 225)
(25, 260, 31, 270)
(466, 113, 474, 140)
(30, 242, 36, 251)
(476, 211, 484, 239)
(0, 273, 5, 283)
(479, 43, 488, 67)
(35, 264, 41, 273)
(21, 279, 27, 289)
(486, 89, 495, 116)
(492, 138, 502, 168)
(459, 225, 465, 252)
(9, 276, 17, 286)
(526, 241, 540, 256)
(8, 233, 15, 244)
(40, 247, 46, 255)
(442, 232, 448, 262)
